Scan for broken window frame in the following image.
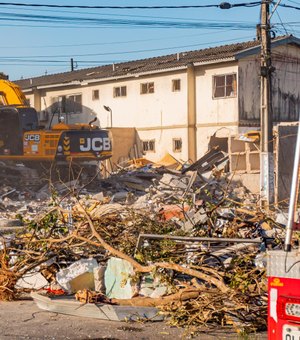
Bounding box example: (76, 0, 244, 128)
(66, 94, 82, 114)
(51, 93, 82, 114)
(212, 73, 237, 99)
(113, 86, 127, 98)
(173, 138, 182, 152)
(140, 82, 155, 95)
(172, 79, 181, 92)
(142, 139, 156, 153)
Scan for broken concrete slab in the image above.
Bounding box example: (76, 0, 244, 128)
(105, 257, 136, 299)
(16, 272, 49, 290)
(179, 207, 208, 231)
(31, 292, 164, 321)
(56, 258, 98, 294)
(94, 266, 106, 293)
(0, 218, 23, 228)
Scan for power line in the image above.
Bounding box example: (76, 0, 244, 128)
(279, 2, 300, 10)
(0, 12, 258, 30)
(0, 36, 255, 59)
(286, 0, 300, 5)
(0, 2, 262, 9)
(274, 3, 289, 34)
(0, 30, 237, 49)
(0, 2, 262, 31)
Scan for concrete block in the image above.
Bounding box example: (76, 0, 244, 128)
(16, 272, 49, 290)
(105, 257, 135, 299)
(94, 266, 106, 293)
(56, 258, 98, 293)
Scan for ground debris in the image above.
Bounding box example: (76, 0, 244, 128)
(0, 154, 289, 335)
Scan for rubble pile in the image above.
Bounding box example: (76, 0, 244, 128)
(0, 152, 289, 334)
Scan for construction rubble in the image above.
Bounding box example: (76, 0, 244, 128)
(0, 151, 292, 335)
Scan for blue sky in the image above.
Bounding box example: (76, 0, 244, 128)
(0, 0, 298, 80)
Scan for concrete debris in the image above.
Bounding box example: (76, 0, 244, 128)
(56, 259, 98, 294)
(104, 257, 136, 299)
(16, 271, 49, 290)
(0, 151, 291, 334)
(93, 266, 106, 293)
(139, 273, 169, 298)
(0, 218, 23, 228)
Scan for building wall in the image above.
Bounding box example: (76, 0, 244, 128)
(272, 44, 300, 122)
(37, 71, 190, 162)
(40, 85, 98, 125)
(195, 62, 239, 157)
(25, 44, 300, 166)
(238, 44, 300, 123)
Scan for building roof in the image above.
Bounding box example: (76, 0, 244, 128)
(15, 35, 300, 90)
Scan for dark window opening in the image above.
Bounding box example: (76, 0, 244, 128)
(142, 139, 155, 152)
(140, 82, 154, 94)
(51, 94, 82, 114)
(92, 89, 99, 100)
(173, 138, 182, 152)
(172, 79, 181, 92)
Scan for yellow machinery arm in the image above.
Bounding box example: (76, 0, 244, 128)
(0, 79, 28, 106)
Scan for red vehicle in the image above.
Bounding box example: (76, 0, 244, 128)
(267, 121, 300, 339)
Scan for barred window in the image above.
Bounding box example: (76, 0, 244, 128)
(142, 139, 155, 152)
(173, 138, 182, 152)
(213, 73, 237, 98)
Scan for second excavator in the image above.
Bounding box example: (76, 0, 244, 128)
(0, 79, 112, 187)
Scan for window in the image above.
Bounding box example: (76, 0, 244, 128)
(142, 139, 155, 152)
(92, 89, 99, 100)
(66, 94, 82, 113)
(51, 94, 82, 114)
(113, 86, 127, 97)
(213, 73, 237, 98)
(173, 138, 182, 152)
(140, 82, 154, 94)
(172, 79, 181, 92)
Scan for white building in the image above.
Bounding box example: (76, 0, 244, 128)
(15, 35, 300, 197)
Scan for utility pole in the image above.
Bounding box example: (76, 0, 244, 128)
(71, 58, 74, 72)
(260, 0, 274, 207)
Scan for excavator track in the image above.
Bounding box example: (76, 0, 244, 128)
(0, 160, 101, 191)
(0, 161, 41, 189)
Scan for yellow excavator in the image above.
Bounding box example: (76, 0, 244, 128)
(0, 79, 112, 185)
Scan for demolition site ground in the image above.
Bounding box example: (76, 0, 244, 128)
(0, 152, 294, 339)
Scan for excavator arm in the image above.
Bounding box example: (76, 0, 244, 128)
(0, 79, 28, 106)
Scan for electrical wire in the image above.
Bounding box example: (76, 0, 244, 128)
(274, 3, 289, 34)
(0, 30, 237, 49)
(286, 0, 300, 4)
(0, 2, 262, 9)
(279, 2, 300, 10)
(0, 36, 255, 60)
(0, 11, 257, 29)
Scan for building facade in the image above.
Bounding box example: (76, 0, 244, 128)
(15, 35, 300, 177)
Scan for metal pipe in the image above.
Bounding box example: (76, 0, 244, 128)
(187, 62, 197, 162)
(135, 233, 262, 253)
(284, 120, 300, 251)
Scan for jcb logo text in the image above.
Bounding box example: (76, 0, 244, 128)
(80, 137, 111, 152)
(25, 134, 40, 142)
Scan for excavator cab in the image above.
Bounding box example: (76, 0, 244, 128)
(0, 106, 39, 155)
(0, 78, 112, 185)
